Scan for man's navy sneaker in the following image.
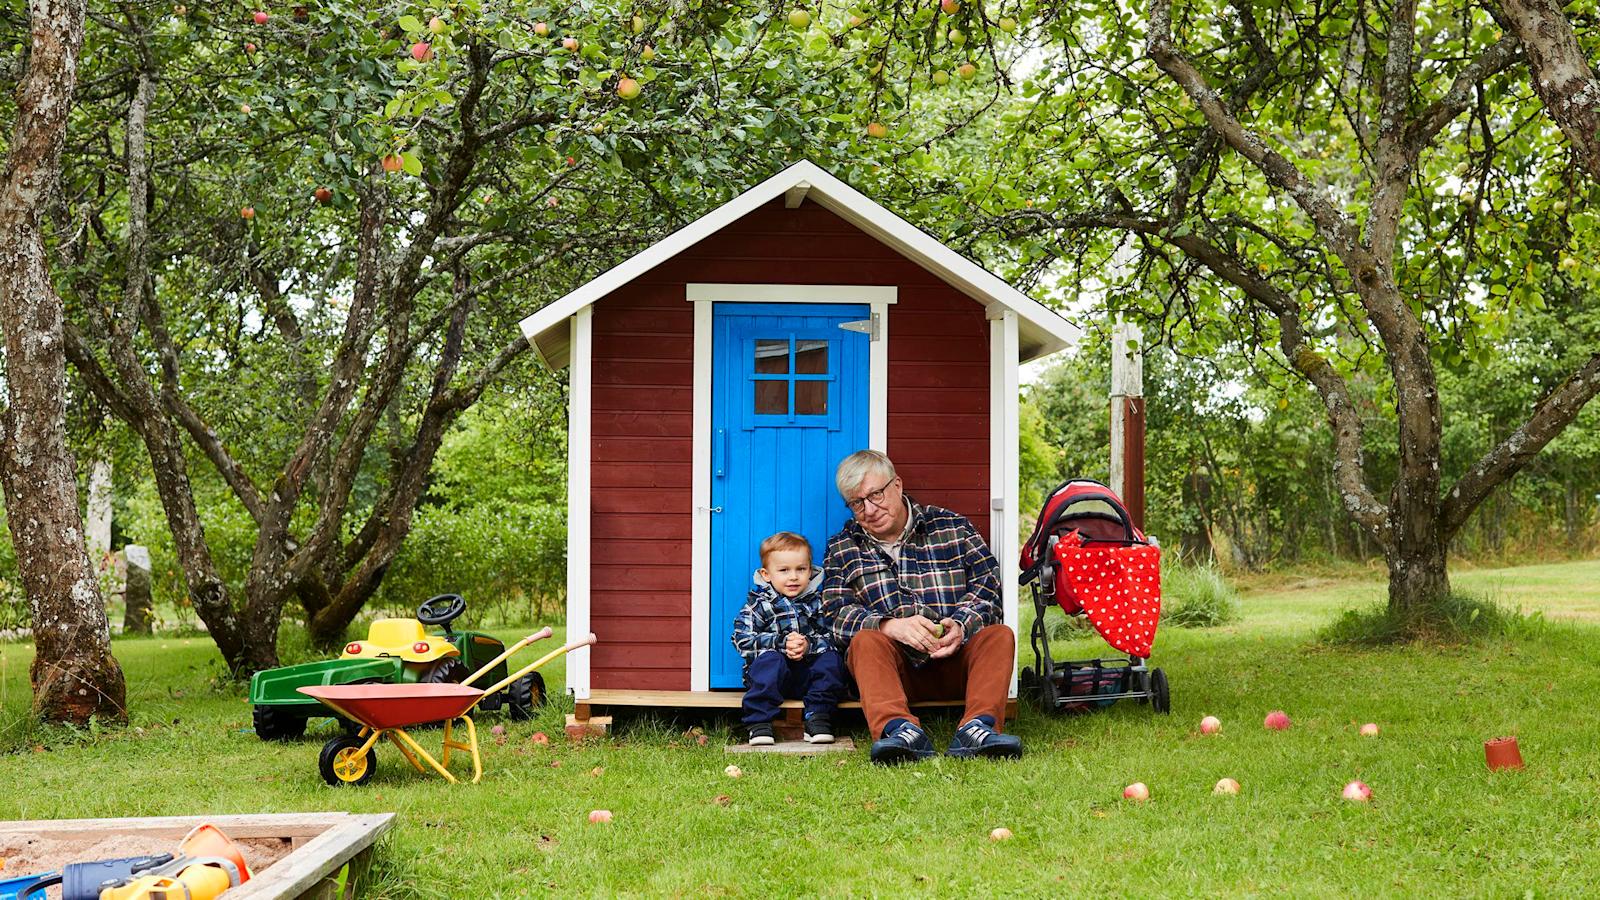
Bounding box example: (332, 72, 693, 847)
(946, 715, 1023, 760)
(870, 718, 935, 765)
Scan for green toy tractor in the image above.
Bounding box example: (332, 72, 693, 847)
(248, 594, 546, 740)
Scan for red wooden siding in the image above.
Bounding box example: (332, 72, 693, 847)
(587, 198, 991, 691)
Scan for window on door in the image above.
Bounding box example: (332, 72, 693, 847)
(747, 336, 836, 424)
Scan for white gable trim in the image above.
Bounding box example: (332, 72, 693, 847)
(565, 306, 593, 700)
(518, 160, 1077, 368)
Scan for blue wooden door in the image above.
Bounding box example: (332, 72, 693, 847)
(710, 303, 870, 689)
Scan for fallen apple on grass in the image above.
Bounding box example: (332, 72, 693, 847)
(1342, 780, 1372, 802)
(530, 731, 550, 745)
(1199, 715, 1221, 734)
(989, 827, 1013, 841)
(1213, 778, 1241, 795)
(1123, 782, 1149, 802)
(1360, 722, 1380, 737)
(490, 724, 505, 737)
(588, 809, 613, 824)
(1263, 710, 1292, 731)
(724, 764, 743, 779)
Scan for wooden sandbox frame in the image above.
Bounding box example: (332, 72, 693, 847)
(0, 812, 394, 899)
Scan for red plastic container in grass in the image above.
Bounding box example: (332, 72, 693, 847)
(298, 683, 482, 730)
(1484, 736, 1525, 771)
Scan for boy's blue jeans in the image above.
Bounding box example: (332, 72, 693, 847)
(741, 649, 846, 725)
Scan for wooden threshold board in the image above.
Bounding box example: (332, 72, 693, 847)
(582, 689, 971, 709)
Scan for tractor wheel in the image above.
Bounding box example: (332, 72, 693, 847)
(419, 658, 469, 685)
(253, 704, 307, 741)
(319, 735, 376, 787)
(507, 672, 546, 721)
(1150, 667, 1171, 714)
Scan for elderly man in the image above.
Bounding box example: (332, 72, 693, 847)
(821, 450, 1022, 764)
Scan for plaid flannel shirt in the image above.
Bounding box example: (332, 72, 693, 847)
(730, 572, 834, 664)
(821, 498, 1002, 665)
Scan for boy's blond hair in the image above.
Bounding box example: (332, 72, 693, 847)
(759, 531, 812, 567)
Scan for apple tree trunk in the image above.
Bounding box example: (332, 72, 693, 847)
(0, 0, 127, 724)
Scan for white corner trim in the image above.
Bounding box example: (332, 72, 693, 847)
(685, 283, 898, 304)
(869, 298, 890, 452)
(784, 181, 812, 209)
(689, 300, 714, 692)
(990, 311, 1021, 699)
(566, 307, 594, 700)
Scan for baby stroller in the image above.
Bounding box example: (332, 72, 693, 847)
(1018, 478, 1170, 714)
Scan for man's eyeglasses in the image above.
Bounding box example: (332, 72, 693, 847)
(846, 480, 895, 513)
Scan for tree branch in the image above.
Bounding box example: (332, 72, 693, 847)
(1497, 0, 1600, 181)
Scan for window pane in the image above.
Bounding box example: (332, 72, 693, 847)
(754, 339, 789, 375)
(794, 340, 829, 374)
(755, 379, 788, 415)
(795, 381, 828, 415)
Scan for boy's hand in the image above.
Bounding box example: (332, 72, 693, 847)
(784, 632, 808, 659)
(928, 618, 963, 659)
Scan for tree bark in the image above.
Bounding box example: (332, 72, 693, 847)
(1497, 0, 1600, 181)
(1385, 534, 1450, 621)
(0, 0, 126, 723)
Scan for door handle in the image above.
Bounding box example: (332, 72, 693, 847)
(698, 506, 724, 514)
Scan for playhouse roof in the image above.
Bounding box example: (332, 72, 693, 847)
(518, 160, 1080, 368)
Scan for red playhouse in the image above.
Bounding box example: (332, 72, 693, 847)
(518, 160, 1081, 735)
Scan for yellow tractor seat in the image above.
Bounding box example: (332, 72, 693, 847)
(342, 618, 460, 662)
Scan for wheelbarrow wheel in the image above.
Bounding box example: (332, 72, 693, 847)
(507, 672, 546, 721)
(319, 735, 376, 787)
(253, 704, 307, 741)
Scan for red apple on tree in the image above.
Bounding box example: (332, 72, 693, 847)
(313, 186, 332, 204)
(240, 206, 256, 220)
(410, 41, 433, 61)
(381, 154, 404, 173)
(253, 10, 269, 25)
(948, 27, 966, 45)
(428, 16, 445, 33)
(866, 122, 889, 139)
(617, 77, 641, 100)
(941, 0, 959, 13)
(957, 62, 977, 79)
(565, 155, 577, 166)
(244, 42, 257, 54)
(534, 21, 549, 36)
(240, 103, 252, 114)
(562, 36, 580, 51)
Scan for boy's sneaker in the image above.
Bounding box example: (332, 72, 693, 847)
(804, 715, 835, 744)
(869, 718, 935, 765)
(946, 715, 1023, 760)
(748, 722, 776, 746)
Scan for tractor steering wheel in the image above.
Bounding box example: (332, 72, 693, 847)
(417, 593, 467, 632)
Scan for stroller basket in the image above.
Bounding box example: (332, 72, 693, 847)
(1017, 479, 1171, 715)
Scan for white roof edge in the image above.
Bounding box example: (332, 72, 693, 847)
(517, 159, 1079, 367)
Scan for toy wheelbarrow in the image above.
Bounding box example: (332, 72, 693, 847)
(298, 628, 595, 786)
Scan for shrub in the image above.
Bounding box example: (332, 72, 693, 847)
(1319, 591, 1545, 646)
(1161, 561, 1242, 628)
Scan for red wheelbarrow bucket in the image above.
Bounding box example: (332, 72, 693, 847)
(298, 683, 482, 731)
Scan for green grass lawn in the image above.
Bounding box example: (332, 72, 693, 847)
(3, 562, 1600, 896)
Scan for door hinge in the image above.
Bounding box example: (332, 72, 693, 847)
(839, 313, 879, 341)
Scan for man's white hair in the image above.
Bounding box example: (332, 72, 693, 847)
(835, 449, 897, 499)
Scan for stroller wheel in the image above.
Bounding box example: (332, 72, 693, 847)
(1149, 668, 1171, 714)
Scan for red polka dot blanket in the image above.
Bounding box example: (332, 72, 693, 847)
(1052, 530, 1162, 658)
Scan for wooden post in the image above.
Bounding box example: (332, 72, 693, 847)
(1109, 317, 1146, 530)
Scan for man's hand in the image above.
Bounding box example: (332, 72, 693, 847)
(784, 632, 808, 660)
(928, 618, 964, 659)
(879, 616, 942, 654)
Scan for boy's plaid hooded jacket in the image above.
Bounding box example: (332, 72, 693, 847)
(731, 569, 833, 664)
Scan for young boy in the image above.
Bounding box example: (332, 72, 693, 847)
(731, 532, 846, 745)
